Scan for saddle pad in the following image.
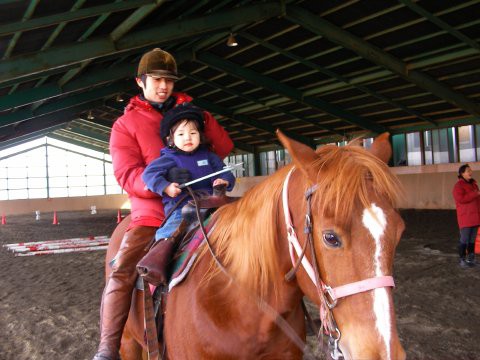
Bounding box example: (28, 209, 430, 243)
(168, 218, 214, 291)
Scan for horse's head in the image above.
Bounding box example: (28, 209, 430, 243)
(278, 130, 405, 360)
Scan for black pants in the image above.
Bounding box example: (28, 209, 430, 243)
(459, 226, 477, 258)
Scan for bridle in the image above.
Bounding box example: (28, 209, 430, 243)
(282, 168, 395, 359)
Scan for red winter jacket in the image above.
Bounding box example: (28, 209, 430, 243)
(452, 177, 480, 228)
(109, 93, 233, 230)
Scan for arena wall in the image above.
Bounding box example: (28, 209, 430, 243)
(0, 194, 129, 216)
(0, 163, 477, 215)
(230, 162, 478, 210)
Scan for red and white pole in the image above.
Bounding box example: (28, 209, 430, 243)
(15, 245, 108, 256)
(4, 235, 109, 248)
(10, 240, 110, 253)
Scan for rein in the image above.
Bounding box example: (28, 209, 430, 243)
(282, 167, 395, 359)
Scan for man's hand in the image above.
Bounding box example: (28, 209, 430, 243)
(164, 183, 182, 197)
(166, 167, 192, 184)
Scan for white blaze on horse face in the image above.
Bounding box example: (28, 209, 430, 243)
(362, 204, 393, 359)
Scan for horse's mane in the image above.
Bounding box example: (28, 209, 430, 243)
(200, 144, 401, 296)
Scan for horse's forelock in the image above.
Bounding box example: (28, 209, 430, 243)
(312, 145, 401, 230)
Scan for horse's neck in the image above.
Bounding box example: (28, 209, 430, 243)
(195, 249, 304, 325)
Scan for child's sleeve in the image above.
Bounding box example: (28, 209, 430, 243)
(142, 156, 177, 195)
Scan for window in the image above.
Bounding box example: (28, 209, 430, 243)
(406, 132, 422, 166)
(0, 137, 121, 200)
(392, 134, 407, 166)
(259, 149, 290, 175)
(225, 153, 254, 177)
(424, 131, 433, 165)
(458, 125, 476, 162)
(432, 129, 450, 164)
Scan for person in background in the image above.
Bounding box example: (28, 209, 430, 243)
(92, 48, 233, 360)
(141, 103, 235, 281)
(452, 164, 480, 268)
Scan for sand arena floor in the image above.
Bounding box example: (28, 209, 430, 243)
(0, 209, 478, 360)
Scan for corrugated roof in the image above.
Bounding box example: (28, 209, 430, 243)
(0, 0, 479, 153)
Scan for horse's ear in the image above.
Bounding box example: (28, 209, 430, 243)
(370, 132, 392, 164)
(276, 129, 318, 182)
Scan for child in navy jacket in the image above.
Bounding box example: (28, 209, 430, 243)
(142, 103, 235, 241)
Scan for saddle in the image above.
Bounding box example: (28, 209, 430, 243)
(136, 184, 238, 286)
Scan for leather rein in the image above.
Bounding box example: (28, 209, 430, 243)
(282, 167, 395, 360)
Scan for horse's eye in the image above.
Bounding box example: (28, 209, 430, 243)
(322, 231, 341, 248)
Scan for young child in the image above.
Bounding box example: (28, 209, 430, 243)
(142, 102, 235, 242)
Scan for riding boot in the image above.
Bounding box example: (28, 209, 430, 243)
(92, 226, 156, 360)
(137, 237, 177, 286)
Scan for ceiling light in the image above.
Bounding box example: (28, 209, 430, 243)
(226, 33, 238, 47)
(87, 110, 94, 120)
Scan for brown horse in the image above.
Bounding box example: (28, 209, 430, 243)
(105, 131, 406, 360)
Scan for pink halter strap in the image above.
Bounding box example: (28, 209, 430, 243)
(281, 168, 395, 305)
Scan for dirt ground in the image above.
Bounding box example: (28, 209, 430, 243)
(0, 209, 478, 360)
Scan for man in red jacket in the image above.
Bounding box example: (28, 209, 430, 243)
(92, 48, 233, 360)
(452, 164, 480, 268)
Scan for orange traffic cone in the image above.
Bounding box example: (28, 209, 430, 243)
(52, 211, 59, 225)
(1, 214, 6, 225)
(117, 209, 123, 224)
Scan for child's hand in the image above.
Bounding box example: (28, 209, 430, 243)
(213, 178, 229, 187)
(164, 183, 182, 197)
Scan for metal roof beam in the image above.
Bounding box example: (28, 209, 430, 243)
(232, 141, 255, 154)
(183, 71, 342, 136)
(2, 0, 40, 59)
(72, 119, 112, 133)
(115, 2, 283, 49)
(0, 2, 283, 84)
(57, 0, 167, 87)
(0, 135, 43, 151)
(48, 133, 108, 153)
(63, 127, 110, 143)
(0, 82, 132, 127)
(241, 32, 437, 126)
(0, 109, 83, 144)
(40, 0, 89, 52)
(399, 0, 480, 52)
(0, 62, 134, 111)
(80, 118, 115, 129)
(0, 0, 154, 37)
(286, 5, 480, 117)
(0, 128, 62, 151)
(390, 116, 480, 134)
(193, 98, 316, 148)
(197, 52, 386, 134)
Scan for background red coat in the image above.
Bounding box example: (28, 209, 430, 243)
(452, 178, 480, 228)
